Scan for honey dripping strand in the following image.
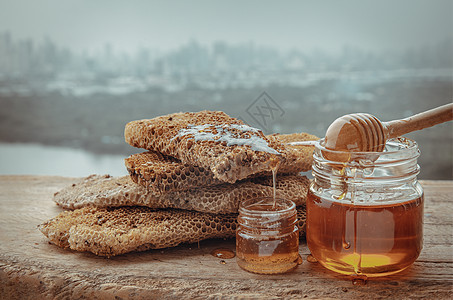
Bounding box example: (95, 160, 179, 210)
(271, 157, 281, 209)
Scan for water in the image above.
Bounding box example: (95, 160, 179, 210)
(0, 143, 128, 177)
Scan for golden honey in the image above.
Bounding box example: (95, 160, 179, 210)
(307, 193, 423, 276)
(236, 197, 299, 274)
(307, 138, 424, 277)
(211, 248, 236, 259)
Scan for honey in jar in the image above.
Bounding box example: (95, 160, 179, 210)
(236, 197, 299, 274)
(307, 138, 424, 277)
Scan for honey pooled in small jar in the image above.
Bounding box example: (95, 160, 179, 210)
(236, 197, 299, 274)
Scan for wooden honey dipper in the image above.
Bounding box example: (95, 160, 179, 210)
(324, 103, 453, 153)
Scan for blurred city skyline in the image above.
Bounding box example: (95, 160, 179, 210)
(0, 0, 452, 55)
(1, 31, 452, 96)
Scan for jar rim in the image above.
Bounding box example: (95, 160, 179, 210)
(239, 197, 296, 216)
(315, 137, 419, 163)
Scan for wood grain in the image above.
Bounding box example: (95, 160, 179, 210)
(0, 176, 452, 299)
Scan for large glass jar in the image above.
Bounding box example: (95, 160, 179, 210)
(307, 138, 424, 277)
(236, 197, 299, 274)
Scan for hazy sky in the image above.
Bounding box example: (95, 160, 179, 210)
(0, 0, 452, 54)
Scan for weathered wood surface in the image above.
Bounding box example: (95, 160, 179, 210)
(0, 176, 452, 299)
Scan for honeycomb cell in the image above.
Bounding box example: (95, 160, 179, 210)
(124, 111, 318, 184)
(53, 174, 309, 214)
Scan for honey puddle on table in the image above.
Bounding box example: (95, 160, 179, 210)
(211, 248, 235, 259)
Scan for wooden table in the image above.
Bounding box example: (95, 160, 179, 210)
(0, 176, 452, 299)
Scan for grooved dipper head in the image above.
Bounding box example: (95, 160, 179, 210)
(324, 113, 386, 153)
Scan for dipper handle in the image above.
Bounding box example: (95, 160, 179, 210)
(384, 103, 453, 139)
(324, 102, 453, 154)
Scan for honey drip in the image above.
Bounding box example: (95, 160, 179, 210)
(297, 254, 303, 265)
(211, 248, 236, 259)
(351, 275, 368, 285)
(306, 254, 318, 263)
(270, 157, 281, 208)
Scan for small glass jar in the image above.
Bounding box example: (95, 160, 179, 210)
(307, 138, 424, 277)
(236, 197, 300, 274)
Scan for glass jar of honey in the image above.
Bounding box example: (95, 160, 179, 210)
(236, 197, 300, 274)
(307, 137, 424, 277)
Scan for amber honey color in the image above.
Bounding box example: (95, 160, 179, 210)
(307, 192, 424, 277)
(236, 198, 299, 274)
(236, 227, 299, 274)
